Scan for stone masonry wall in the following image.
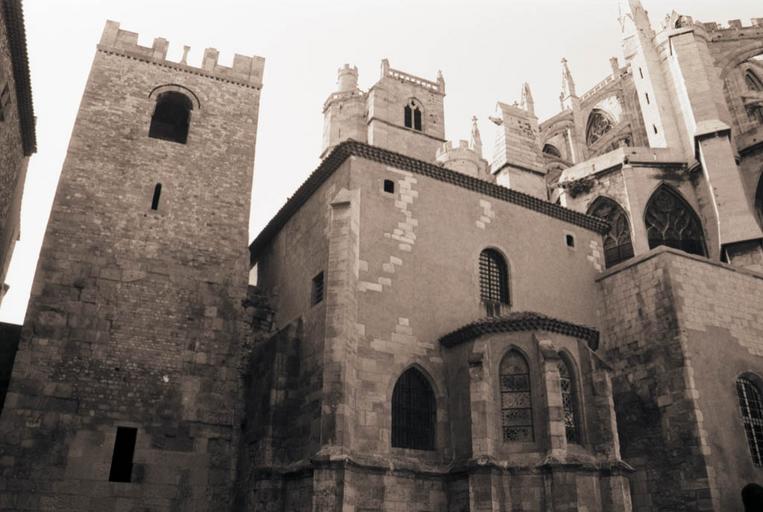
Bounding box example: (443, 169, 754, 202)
(0, 25, 262, 512)
(0, 4, 29, 295)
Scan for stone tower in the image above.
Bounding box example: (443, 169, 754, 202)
(0, 21, 264, 511)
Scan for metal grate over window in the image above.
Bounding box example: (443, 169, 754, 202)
(479, 249, 509, 316)
(737, 377, 763, 466)
(500, 350, 533, 442)
(392, 368, 436, 450)
(311, 272, 324, 306)
(558, 358, 578, 443)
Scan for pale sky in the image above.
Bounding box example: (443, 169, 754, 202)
(0, 0, 759, 324)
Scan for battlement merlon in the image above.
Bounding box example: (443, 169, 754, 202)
(379, 58, 445, 95)
(97, 21, 265, 88)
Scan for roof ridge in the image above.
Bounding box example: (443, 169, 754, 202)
(249, 140, 610, 265)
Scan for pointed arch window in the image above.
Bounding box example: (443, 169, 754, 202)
(737, 376, 763, 466)
(149, 91, 193, 144)
(558, 356, 579, 443)
(392, 367, 436, 450)
(746, 69, 763, 91)
(404, 99, 423, 131)
(479, 249, 509, 317)
(587, 197, 634, 268)
(644, 185, 706, 257)
(585, 109, 615, 147)
(500, 350, 533, 442)
(543, 144, 562, 158)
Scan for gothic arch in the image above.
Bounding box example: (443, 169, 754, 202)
(644, 184, 707, 257)
(148, 83, 201, 109)
(148, 91, 194, 144)
(736, 373, 763, 466)
(478, 247, 511, 316)
(720, 45, 763, 80)
(499, 348, 534, 442)
(391, 366, 436, 450)
(404, 98, 423, 131)
(585, 109, 615, 147)
(557, 351, 582, 444)
(587, 196, 634, 267)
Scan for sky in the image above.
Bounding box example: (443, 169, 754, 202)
(0, 0, 760, 324)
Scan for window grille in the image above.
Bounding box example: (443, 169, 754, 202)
(644, 185, 706, 257)
(391, 368, 435, 450)
(149, 91, 192, 144)
(558, 358, 578, 443)
(479, 249, 509, 316)
(587, 197, 634, 268)
(500, 351, 533, 442)
(311, 272, 324, 306)
(737, 377, 763, 466)
(403, 100, 423, 131)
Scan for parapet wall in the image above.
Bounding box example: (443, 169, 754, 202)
(98, 20, 264, 88)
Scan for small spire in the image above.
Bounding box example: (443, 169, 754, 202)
(561, 58, 576, 99)
(520, 82, 535, 115)
(437, 69, 445, 93)
(469, 115, 483, 158)
(381, 58, 390, 78)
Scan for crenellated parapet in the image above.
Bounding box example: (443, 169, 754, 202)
(381, 58, 445, 95)
(436, 140, 489, 180)
(97, 20, 265, 89)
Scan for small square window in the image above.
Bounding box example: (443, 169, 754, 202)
(565, 234, 575, 248)
(311, 272, 324, 306)
(383, 179, 395, 194)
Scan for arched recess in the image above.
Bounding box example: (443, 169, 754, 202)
(148, 91, 194, 144)
(736, 374, 763, 466)
(499, 349, 533, 442)
(587, 196, 634, 268)
(745, 67, 763, 124)
(585, 109, 615, 147)
(644, 184, 707, 257)
(404, 98, 423, 131)
(391, 366, 436, 450)
(558, 352, 581, 444)
(755, 173, 763, 228)
(478, 248, 510, 317)
(543, 143, 562, 158)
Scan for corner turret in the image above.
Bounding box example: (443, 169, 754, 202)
(321, 63, 367, 158)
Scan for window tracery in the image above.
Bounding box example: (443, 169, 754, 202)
(558, 357, 578, 443)
(644, 185, 706, 257)
(737, 377, 763, 466)
(500, 350, 533, 442)
(587, 197, 634, 267)
(586, 109, 615, 146)
(404, 99, 422, 131)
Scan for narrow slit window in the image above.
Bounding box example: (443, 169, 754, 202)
(645, 92, 650, 105)
(383, 179, 395, 194)
(109, 427, 137, 483)
(653, 124, 658, 134)
(311, 271, 324, 306)
(639, 67, 644, 79)
(151, 183, 162, 210)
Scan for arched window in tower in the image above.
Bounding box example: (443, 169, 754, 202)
(391, 367, 436, 450)
(404, 99, 423, 131)
(479, 249, 509, 317)
(644, 185, 706, 257)
(587, 196, 634, 268)
(737, 376, 763, 466)
(558, 355, 579, 443)
(543, 144, 562, 158)
(585, 109, 615, 147)
(500, 350, 533, 442)
(149, 91, 193, 144)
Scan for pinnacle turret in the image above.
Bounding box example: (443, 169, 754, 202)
(469, 115, 483, 157)
(520, 82, 535, 115)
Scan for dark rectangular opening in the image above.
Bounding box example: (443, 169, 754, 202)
(109, 426, 137, 482)
(653, 124, 658, 134)
(645, 92, 650, 104)
(151, 183, 162, 210)
(311, 272, 324, 306)
(383, 179, 395, 194)
(639, 67, 643, 79)
(565, 234, 575, 247)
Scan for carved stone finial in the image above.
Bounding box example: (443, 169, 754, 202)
(470, 115, 483, 158)
(181, 45, 190, 65)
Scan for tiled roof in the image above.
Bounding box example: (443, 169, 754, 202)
(438, 311, 599, 350)
(249, 140, 610, 265)
(2, 0, 35, 155)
